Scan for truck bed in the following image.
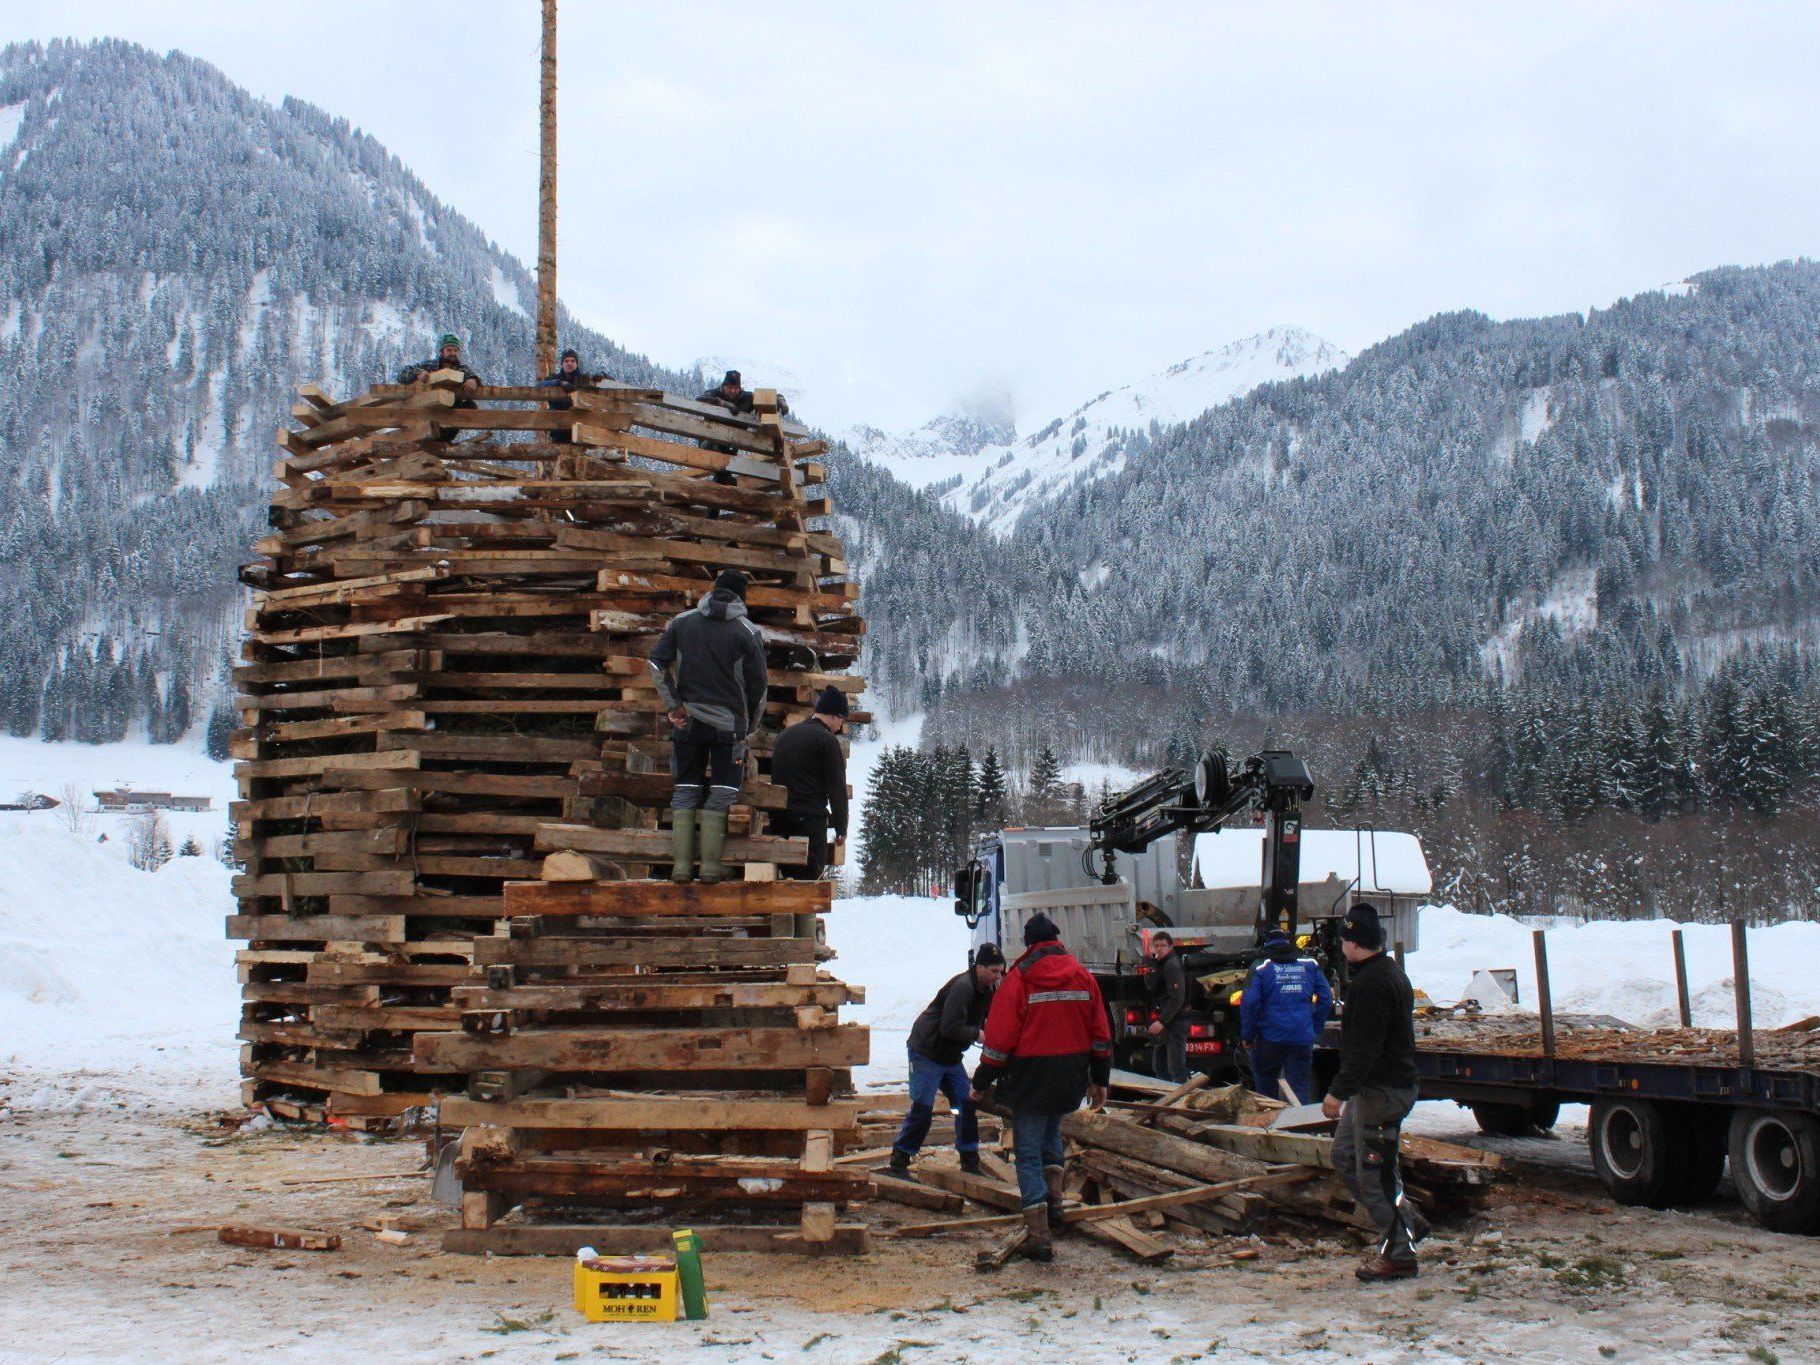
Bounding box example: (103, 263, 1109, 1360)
(1408, 1016, 1820, 1114)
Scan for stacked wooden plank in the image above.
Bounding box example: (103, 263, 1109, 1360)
(416, 879, 874, 1254)
(229, 373, 866, 1130)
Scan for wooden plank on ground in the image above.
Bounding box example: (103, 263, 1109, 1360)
(441, 1224, 870, 1257)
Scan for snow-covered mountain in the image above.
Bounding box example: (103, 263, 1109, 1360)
(845, 326, 1348, 533)
(0, 38, 691, 743)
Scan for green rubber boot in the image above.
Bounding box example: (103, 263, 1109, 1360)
(698, 810, 729, 884)
(670, 809, 698, 883)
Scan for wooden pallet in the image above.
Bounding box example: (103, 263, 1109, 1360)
(228, 378, 866, 1124)
(415, 879, 872, 1251)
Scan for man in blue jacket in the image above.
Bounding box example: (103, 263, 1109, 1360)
(1240, 928, 1334, 1103)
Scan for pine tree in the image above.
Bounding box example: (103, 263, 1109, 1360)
(204, 702, 235, 762)
(975, 746, 1009, 830)
(1026, 744, 1065, 823)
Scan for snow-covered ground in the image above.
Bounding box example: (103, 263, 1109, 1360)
(6, 739, 1820, 1362)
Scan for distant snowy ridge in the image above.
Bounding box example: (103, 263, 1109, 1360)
(845, 326, 1349, 533)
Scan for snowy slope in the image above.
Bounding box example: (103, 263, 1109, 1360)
(0, 814, 239, 1086)
(845, 326, 1349, 532)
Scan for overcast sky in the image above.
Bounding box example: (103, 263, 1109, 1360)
(14, 2, 1820, 429)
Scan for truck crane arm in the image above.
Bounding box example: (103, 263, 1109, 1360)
(1088, 748, 1315, 937)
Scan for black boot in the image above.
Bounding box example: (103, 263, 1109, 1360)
(886, 1150, 911, 1178)
(959, 1151, 983, 1176)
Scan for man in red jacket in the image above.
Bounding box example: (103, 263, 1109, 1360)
(971, 912, 1112, 1263)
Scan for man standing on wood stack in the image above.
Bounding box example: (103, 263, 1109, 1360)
(1321, 903, 1425, 1282)
(888, 943, 1006, 1178)
(648, 569, 768, 884)
(767, 686, 850, 878)
(398, 333, 482, 440)
(697, 368, 789, 417)
(535, 347, 613, 443)
(971, 912, 1112, 1263)
(1241, 927, 1334, 1103)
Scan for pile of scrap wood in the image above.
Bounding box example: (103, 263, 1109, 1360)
(885, 1073, 1500, 1266)
(229, 372, 863, 1129)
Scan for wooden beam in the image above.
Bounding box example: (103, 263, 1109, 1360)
(436, 1095, 864, 1131)
(415, 1024, 868, 1072)
(500, 879, 829, 918)
(442, 1224, 870, 1257)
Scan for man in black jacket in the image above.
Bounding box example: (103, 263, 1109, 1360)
(1144, 930, 1189, 1083)
(535, 348, 614, 442)
(1321, 902, 1424, 1282)
(647, 570, 768, 883)
(888, 944, 1005, 1178)
(398, 333, 483, 441)
(767, 686, 850, 878)
(696, 368, 789, 417)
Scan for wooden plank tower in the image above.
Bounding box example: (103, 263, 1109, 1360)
(229, 373, 874, 1248)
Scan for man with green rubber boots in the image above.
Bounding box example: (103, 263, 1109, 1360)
(647, 570, 768, 883)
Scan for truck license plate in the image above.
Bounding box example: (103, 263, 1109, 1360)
(1185, 1042, 1221, 1055)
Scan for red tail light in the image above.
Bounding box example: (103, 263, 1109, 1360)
(1188, 1023, 1210, 1038)
(1124, 1008, 1146, 1026)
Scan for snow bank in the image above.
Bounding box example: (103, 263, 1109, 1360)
(0, 816, 240, 1089)
(829, 894, 972, 1089)
(1407, 905, 1820, 1029)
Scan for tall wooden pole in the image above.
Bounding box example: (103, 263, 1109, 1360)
(535, 0, 559, 377)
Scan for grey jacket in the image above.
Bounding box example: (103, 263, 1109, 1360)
(647, 589, 768, 737)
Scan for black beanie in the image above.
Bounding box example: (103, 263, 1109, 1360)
(713, 569, 749, 599)
(974, 942, 1006, 968)
(1023, 912, 1061, 947)
(722, 369, 742, 387)
(814, 686, 850, 718)
(561, 348, 579, 363)
(1340, 902, 1384, 950)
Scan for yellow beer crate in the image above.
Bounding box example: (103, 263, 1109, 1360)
(573, 1254, 679, 1323)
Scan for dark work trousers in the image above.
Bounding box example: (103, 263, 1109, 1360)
(1150, 1020, 1190, 1083)
(545, 391, 573, 443)
(670, 719, 741, 812)
(1332, 1085, 1421, 1263)
(435, 392, 479, 442)
(1250, 1039, 1315, 1103)
(769, 806, 831, 878)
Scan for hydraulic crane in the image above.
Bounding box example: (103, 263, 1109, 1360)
(1087, 748, 1316, 940)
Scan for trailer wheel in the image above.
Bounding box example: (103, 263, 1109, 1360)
(1473, 1101, 1560, 1136)
(1728, 1109, 1820, 1234)
(1589, 1098, 1679, 1207)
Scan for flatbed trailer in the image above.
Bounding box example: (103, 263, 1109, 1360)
(1401, 1018, 1820, 1234)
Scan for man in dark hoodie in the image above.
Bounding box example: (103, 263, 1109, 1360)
(888, 943, 1006, 1178)
(972, 913, 1112, 1263)
(1240, 927, 1334, 1103)
(768, 686, 850, 878)
(1322, 903, 1424, 1282)
(647, 569, 769, 883)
